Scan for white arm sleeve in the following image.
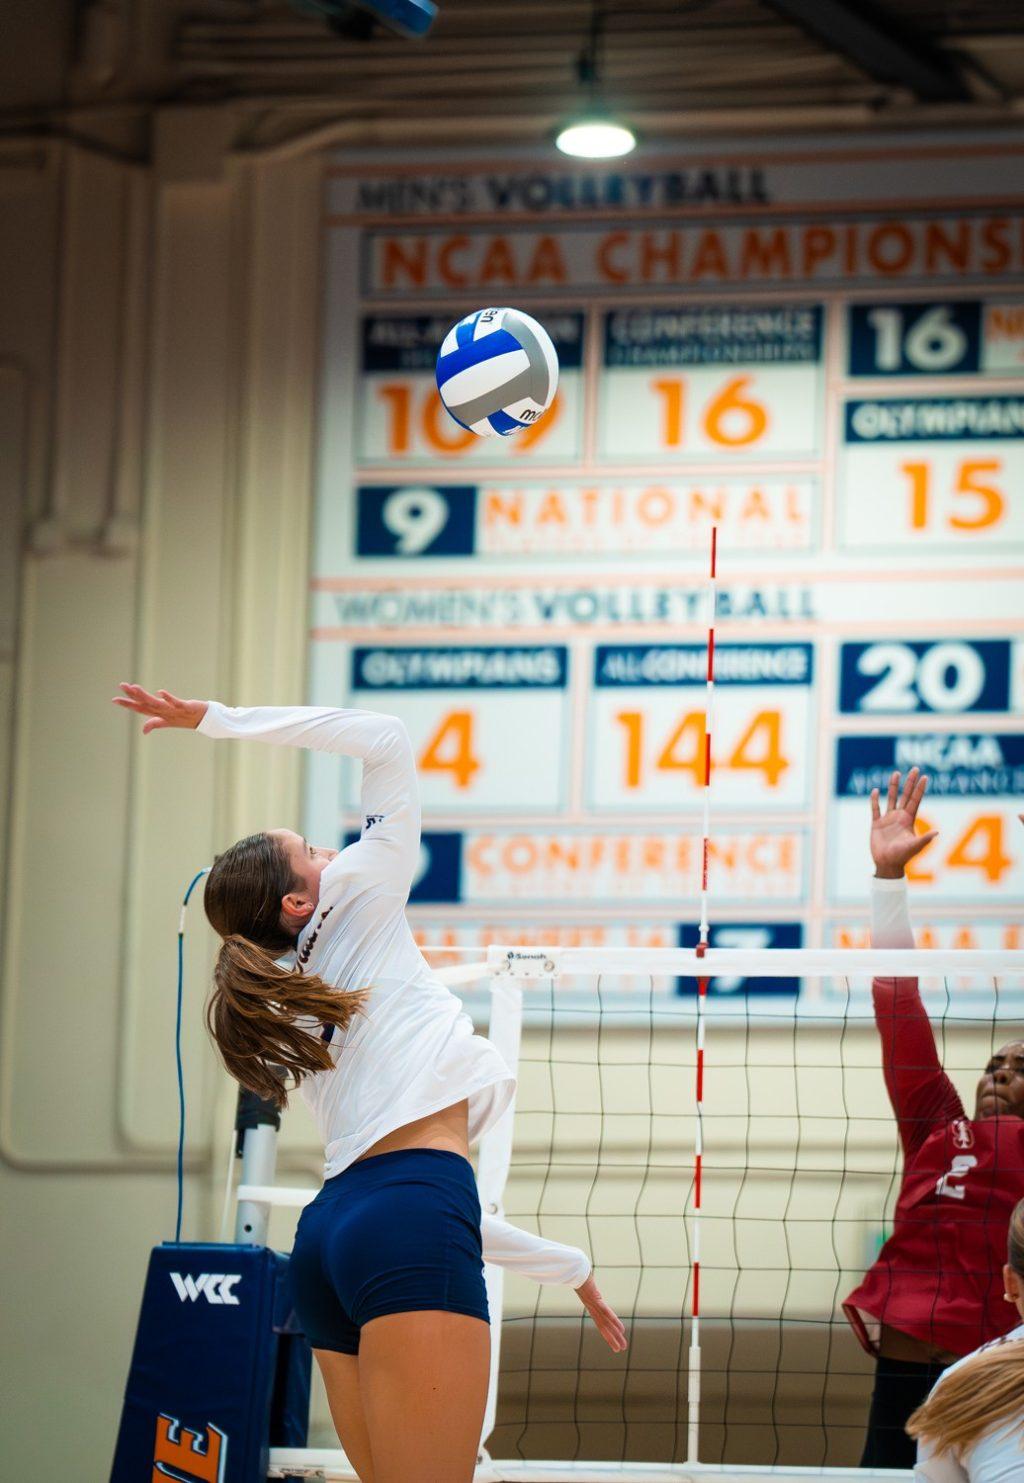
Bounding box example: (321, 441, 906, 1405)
(480, 1211, 592, 1287)
(914, 1439, 969, 1483)
(871, 875, 915, 950)
(198, 703, 421, 896)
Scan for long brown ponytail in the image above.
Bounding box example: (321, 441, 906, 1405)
(906, 1198, 1024, 1458)
(203, 832, 367, 1108)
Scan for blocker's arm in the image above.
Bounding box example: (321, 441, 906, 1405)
(867, 772, 964, 1153)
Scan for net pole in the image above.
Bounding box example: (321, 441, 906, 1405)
(477, 973, 525, 1459)
(687, 525, 717, 1467)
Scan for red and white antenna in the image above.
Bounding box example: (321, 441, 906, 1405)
(687, 525, 717, 1465)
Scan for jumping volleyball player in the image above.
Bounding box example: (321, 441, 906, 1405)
(843, 768, 1024, 1469)
(113, 684, 626, 1483)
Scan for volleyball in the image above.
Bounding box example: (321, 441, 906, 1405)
(435, 306, 559, 437)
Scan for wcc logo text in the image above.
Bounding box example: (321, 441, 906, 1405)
(169, 1272, 241, 1305)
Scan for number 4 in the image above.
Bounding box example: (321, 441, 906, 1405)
(419, 711, 481, 789)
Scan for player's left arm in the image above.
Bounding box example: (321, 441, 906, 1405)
(480, 1211, 627, 1352)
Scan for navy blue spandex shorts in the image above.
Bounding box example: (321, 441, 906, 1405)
(289, 1148, 489, 1354)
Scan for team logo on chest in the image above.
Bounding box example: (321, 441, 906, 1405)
(952, 1119, 974, 1151)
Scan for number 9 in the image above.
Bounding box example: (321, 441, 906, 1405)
(382, 486, 450, 555)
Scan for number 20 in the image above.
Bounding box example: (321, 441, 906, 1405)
(854, 642, 985, 714)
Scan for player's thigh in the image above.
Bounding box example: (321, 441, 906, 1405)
(313, 1348, 375, 1483)
(358, 1309, 490, 1483)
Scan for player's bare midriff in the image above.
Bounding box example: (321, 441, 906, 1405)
(355, 1097, 471, 1162)
(879, 1323, 956, 1365)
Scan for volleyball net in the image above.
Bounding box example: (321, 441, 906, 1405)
(265, 944, 1024, 1480)
(476, 945, 1024, 1476)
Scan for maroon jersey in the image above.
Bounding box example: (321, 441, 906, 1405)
(844, 977, 1024, 1357)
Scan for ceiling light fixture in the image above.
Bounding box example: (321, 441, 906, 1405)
(555, 0, 636, 159)
(556, 116, 636, 160)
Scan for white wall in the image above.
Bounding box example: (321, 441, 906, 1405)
(0, 117, 329, 1476)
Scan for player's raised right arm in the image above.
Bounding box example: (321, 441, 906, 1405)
(112, 683, 421, 894)
(868, 770, 963, 1153)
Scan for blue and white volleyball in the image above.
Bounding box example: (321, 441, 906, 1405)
(435, 307, 559, 437)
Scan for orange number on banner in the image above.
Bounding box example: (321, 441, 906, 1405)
(378, 383, 413, 454)
(419, 711, 481, 790)
(650, 375, 768, 450)
(657, 711, 707, 786)
(947, 815, 1013, 884)
(378, 383, 561, 457)
(651, 378, 686, 448)
(907, 813, 1013, 886)
(515, 391, 564, 451)
(730, 709, 788, 786)
(617, 711, 706, 788)
(422, 391, 477, 455)
(905, 813, 938, 883)
(902, 460, 1005, 532)
(617, 711, 645, 788)
(616, 709, 786, 790)
(951, 461, 1005, 529)
(704, 375, 769, 448)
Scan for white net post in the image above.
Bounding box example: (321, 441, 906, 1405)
(687, 524, 718, 1465)
(476, 971, 525, 1458)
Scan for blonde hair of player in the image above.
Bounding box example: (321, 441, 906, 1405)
(907, 1197, 1024, 1458)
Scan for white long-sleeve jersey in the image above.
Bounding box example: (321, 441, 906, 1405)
(914, 1324, 1024, 1483)
(199, 701, 591, 1288)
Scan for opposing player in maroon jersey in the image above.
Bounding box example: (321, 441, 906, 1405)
(842, 769, 1024, 1469)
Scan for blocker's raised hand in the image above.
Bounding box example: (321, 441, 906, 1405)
(575, 1275, 628, 1353)
(870, 767, 938, 880)
(112, 683, 207, 734)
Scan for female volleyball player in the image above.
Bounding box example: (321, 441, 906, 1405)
(908, 1196, 1024, 1482)
(843, 768, 1024, 1470)
(113, 683, 626, 1483)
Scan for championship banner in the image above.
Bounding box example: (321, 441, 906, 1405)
(309, 133, 1024, 1007)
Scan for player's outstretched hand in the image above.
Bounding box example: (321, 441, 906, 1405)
(870, 767, 938, 880)
(112, 683, 207, 734)
(575, 1274, 628, 1352)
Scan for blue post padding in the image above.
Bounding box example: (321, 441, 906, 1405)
(111, 1243, 311, 1483)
